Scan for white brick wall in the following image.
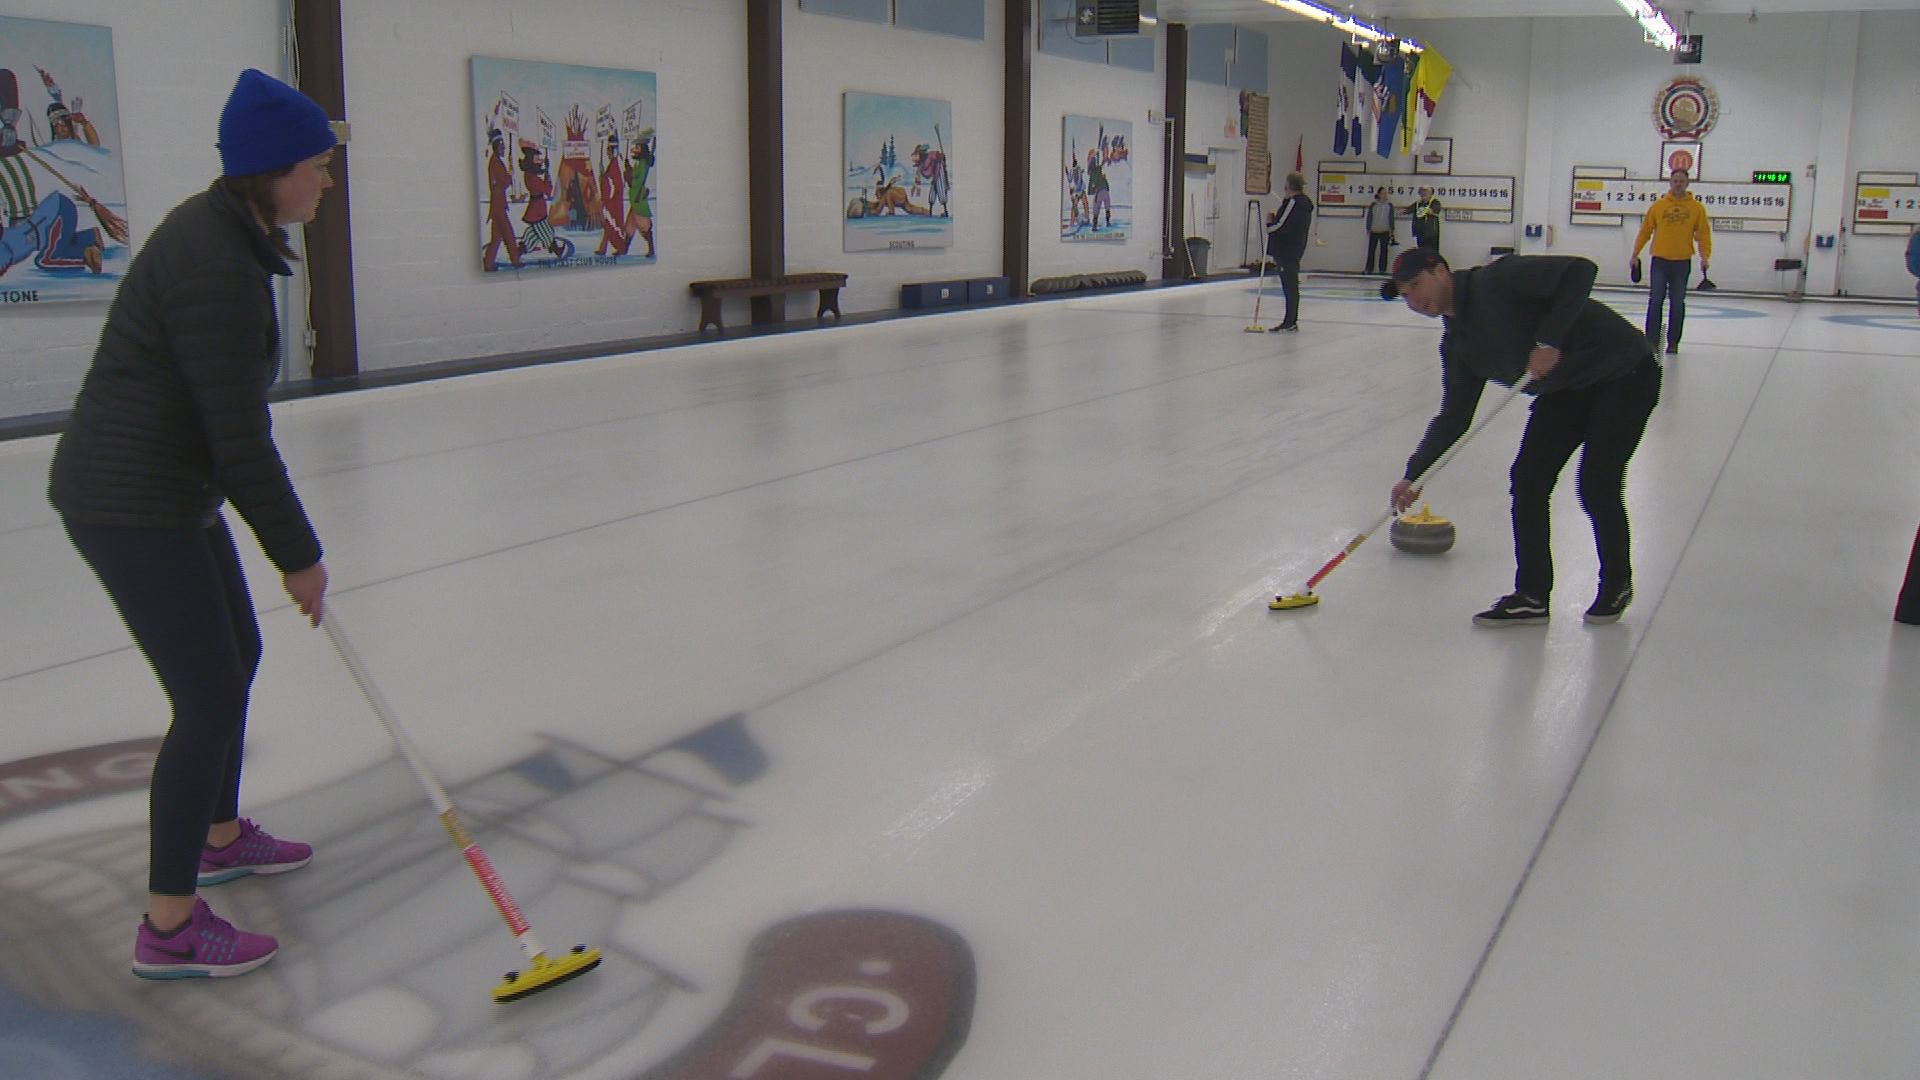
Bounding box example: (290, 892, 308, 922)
(1030, 37, 1168, 284)
(12, 5, 1917, 421)
(782, 2, 1006, 317)
(341, 0, 748, 374)
(1259, 11, 1920, 296)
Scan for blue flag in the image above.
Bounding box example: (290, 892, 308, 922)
(1334, 43, 1355, 156)
(1375, 56, 1406, 158)
(1351, 50, 1375, 156)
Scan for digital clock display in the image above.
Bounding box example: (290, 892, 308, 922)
(1752, 170, 1792, 184)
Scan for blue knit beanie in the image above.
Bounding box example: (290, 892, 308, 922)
(217, 68, 335, 177)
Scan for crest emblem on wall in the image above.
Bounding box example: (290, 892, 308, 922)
(1652, 76, 1718, 140)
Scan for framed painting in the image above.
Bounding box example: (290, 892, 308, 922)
(843, 91, 953, 252)
(1413, 136, 1452, 176)
(473, 56, 657, 274)
(0, 15, 128, 305)
(1060, 115, 1132, 242)
(1660, 140, 1702, 180)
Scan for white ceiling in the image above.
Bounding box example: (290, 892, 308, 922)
(1156, 0, 1913, 25)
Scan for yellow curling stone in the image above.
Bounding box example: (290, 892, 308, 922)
(1388, 505, 1455, 555)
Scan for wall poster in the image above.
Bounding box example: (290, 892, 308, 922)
(0, 15, 129, 305)
(1060, 114, 1131, 242)
(843, 91, 953, 252)
(472, 56, 658, 274)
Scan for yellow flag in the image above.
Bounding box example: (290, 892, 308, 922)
(1402, 50, 1452, 155)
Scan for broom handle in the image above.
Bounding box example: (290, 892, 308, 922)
(323, 612, 546, 957)
(1403, 372, 1533, 497)
(323, 613, 455, 814)
(1292, 372, 1534, 594)
(1300, 507, 1393, 591)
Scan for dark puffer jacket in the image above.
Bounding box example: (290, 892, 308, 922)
(47, 181, 321, 574)
(1402, 255, 1652, 483)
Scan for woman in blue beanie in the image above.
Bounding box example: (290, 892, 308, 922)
(47, 68, 337, 980)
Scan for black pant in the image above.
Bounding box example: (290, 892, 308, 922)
(1365, 232, 1392, 274)
(64, 516, 261, 897)
(1509, 357, 1661, 601)
(1272, 251, 1300, 326)
(1645, 256, 1690, 348)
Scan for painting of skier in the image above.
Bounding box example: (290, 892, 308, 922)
(842, 91, 953, 252)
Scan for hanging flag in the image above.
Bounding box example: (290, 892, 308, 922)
(1374, 55, 1406, 158)
(1405, 49, 1453, 157)
(1334, 43, 1355, 155)
(1294, 134, 1304, 174)
(1351, 49, 1377, 157)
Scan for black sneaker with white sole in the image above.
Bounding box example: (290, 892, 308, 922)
(1584, 583, 1633, 624)
(1472, 592, 1549, 627)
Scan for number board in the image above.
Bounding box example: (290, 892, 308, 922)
(1316, 164, 1515, 224)
(1852, 171, 1919, 235)
(1569, 172, 1791, 232)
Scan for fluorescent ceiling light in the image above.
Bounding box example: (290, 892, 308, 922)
(1260, 0, 1423, 54)
(1613, 0, 1679, 48)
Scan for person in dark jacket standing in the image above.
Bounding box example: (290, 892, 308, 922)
(1263, 172, 1313, 333)
(1382, 249, 1661, 626)
(1409, 187, 1443, 251)
(47, 69, 336, 980)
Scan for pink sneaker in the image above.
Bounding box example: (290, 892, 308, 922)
(132, 897, 277, 979)
(197, 818, 312, 886)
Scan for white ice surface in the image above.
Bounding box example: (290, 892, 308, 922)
(2, 279, 1916, 1079)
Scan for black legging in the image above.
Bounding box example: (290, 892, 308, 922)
(64, 516, 260, 897)
(1508, 356, 1662, 600)
(1365, 232, 1393, 274)
(1275, 251, 1300, 326)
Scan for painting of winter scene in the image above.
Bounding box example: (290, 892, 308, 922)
(843, 91, 952, 252)
(472, 56, 657, 274)
(1060, 115, 1131, 243)
(0, 16, 128, 305)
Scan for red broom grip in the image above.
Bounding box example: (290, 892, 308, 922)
(463, 843, 532, 937)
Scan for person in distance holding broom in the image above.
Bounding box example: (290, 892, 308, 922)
(48, 69, 336, 980)
(1381, 248, 1661, 627)
(1263, 171, 1313, 332)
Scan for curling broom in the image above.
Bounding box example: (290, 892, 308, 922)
(1246, 256, 1270, 333)
(323, 612, 603, 1002)
(1270, 373, 1534, 611)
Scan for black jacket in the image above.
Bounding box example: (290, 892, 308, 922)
(1404, 255, 1652, 482)
(48, 181, 321, 574)
(1410, 196, 1442, 244)
(1265, 193, 1313, 261)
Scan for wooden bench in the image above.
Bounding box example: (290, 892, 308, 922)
(688, 272, 847, 333)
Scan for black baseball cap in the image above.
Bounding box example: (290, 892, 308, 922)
(1379, 248, 1449, 299)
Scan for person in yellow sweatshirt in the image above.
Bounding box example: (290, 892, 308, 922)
(1629, 167, 1711, 356)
